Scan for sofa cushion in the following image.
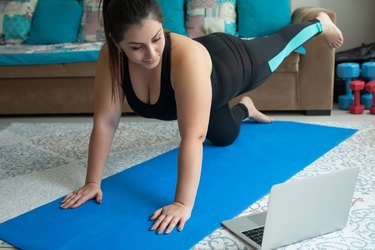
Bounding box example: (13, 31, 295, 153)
(78, 0, 105, 43)
(157, 0, 186, 35)
(185, 0, 237, 38)
(2, 0, 38, 44)
(237, 0, 291, 38)
(0, 42, 101, 66)
(25, 0, 82, 44)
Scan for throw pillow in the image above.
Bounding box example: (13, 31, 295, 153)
(78, 0, 186, 42)
(78, 0, 104, 42)
(157, 0, 186, 35)
(237, 0, 291, 38)
(2, 0, 38, 44)
(185, 0, 237, 38)
(0, 0, 7, 44)
(25, 0, 83, 44)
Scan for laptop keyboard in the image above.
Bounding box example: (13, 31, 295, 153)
(242, 226, 264, 245)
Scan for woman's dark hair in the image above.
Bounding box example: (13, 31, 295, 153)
(99, 0, 163, 100)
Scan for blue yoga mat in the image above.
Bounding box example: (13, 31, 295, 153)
(0, 121, 356, 250)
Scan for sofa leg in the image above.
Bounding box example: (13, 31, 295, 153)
(305, 110, 331, 116)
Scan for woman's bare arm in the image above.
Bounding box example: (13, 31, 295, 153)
(61, 45, 124, 208)
(150, 37, 212, 233)
(86, 45, 124, 185)
(173, 43, 212, 209)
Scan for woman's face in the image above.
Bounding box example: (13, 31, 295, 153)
(119, 18, 165, 70)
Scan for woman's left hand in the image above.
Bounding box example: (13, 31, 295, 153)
(150, 202, 192, 234)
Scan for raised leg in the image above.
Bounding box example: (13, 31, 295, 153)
(242, 12, 343, 91)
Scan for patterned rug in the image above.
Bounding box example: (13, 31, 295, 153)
(0, 121, 374, 249)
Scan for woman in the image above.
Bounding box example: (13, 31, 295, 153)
(61, 0, 343, 235)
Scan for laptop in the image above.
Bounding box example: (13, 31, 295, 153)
(222, 167, 359, 250)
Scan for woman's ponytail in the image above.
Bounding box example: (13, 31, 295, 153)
(99, 0, 163, 101)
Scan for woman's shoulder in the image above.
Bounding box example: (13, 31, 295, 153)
(169, 32, 212, 82)
(169, 32, 210, 63)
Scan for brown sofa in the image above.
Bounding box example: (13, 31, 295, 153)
(0, 7, 336, 116)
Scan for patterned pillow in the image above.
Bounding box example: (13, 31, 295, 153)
(185, 0, 237, 38)
(2, 0, 38, 44)
(0, 0, 7, 44)
(78, 0, 105, 42)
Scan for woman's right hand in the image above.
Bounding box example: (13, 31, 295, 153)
(60, 182, 103, 209)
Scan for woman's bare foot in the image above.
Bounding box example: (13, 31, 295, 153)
(316, 12, 344, 49)
(239, 96, 273, 123)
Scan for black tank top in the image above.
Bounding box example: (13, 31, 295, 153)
(122, 32, 177, 121)
(122, 32, 255, 120)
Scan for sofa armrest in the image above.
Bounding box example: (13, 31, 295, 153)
(292, 7, 337, 111)
(292, 7, 336, 24)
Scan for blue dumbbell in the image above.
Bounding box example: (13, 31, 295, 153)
(361, 62, 375, 109)
(337, 63, 360, 110)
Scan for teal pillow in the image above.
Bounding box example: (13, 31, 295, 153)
(25, 0, 83, 44)
(157, 0, 187, 36)
(237, 0, 291, 38)
(2, 0, 39, 44)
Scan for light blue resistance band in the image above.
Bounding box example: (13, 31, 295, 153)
(268, 22, 323, 72)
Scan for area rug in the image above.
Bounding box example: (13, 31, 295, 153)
(0, 121, 374, 249)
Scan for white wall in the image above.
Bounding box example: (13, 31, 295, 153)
(291, 0, 375, 51)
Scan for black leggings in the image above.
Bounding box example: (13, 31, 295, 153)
(206, 20, 323, 146)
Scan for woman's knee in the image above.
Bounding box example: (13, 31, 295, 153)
(207, 104, 242, 146)
(207, 131, 238, 147)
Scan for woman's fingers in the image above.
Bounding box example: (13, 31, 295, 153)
(150, 203, 191, 234)
(71, 194, 92, 208)
(60, 185, 102, 209)
(150, 214, 186, 234)
(60, 193, 74, 204)
(153, 215, 185, 234)
(150, 213, 166, 231)
(166, 218, 180, 234)
(157, 215, 173, 234)
(60, 192, 81, 208)
(177, 218, 186, 232)
(96, 191, 103, 204)
(151, 214, 178, 234)
(150, 208, 162, 221)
